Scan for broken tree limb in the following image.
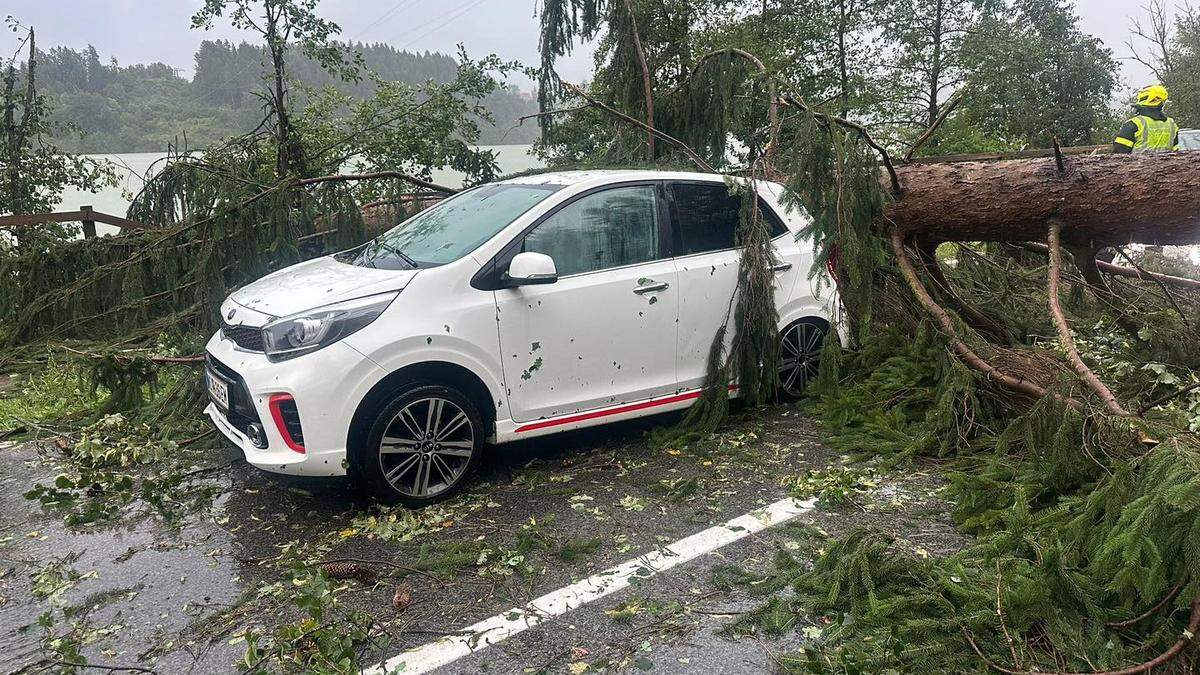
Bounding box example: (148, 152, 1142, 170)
(621, 0, 656, 157)
(890, 230, 1057, 402)
(296, 171, 458, 195)
(1017, 242, 1200, 292)
(903, 92, 962, 163)
(1046, 220, 1129, 416)
(965, 594, 1200, 675)
(885, 153, 1200, 246)
(560, 80, 717, 173)
(781, 94, 902, 196)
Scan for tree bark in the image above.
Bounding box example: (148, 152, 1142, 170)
(622, 0, 656, 158)
(884, 153, 1200, 246)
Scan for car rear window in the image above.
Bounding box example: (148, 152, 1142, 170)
(669, 182, 788, 256)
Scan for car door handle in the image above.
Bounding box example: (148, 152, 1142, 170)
(772, 262, 793, 273)
(633, 282, 670, 294)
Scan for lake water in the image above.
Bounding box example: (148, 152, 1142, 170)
(55, 144, 544, 232)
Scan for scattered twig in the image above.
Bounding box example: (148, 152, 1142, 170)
(1107, 584, 1183, 629)
(31, 661, 157, 674)
(58, 345, 204, 365)
(1139, 382, 1200, 416)
(1046, 220, 1128, 416)
(177, 429, 215, 448)
(903, 92, 962, 163)
(995, 561, 1023, 669)
(1052, 136, 1067, 174)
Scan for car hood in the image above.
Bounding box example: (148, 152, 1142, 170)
(228, 256, 418, 320)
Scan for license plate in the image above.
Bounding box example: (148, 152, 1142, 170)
(206, 368, 230, 411)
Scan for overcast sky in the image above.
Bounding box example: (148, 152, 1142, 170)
(0, 0, 1187, 95)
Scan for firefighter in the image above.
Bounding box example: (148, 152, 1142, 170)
(1113, 84, 1180, 153)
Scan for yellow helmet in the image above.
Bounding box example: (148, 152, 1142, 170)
(1136, 84, 1169, 107)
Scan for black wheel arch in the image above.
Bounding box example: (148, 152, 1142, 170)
(347, 362, 498, 469)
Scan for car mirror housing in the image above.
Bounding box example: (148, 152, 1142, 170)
(505, 251, 558, 286)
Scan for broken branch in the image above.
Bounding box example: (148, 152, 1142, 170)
(781, 94, 901, 196)
(1046, 220, 1128, 416)
(559, 80, 717, 173)
(296, 171, 458, 195)
(891, 230, 1055, 402)
(903, 92, 962, 163)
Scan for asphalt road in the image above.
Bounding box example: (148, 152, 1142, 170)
(0, 405, 957, 674)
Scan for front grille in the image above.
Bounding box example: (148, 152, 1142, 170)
(205, 353, 265, 446)
(222, 323, 265, 352)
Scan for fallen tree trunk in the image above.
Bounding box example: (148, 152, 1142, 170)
(885, 152, 1200, 246)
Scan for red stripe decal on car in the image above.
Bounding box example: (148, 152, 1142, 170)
(513, 385, 737, 433)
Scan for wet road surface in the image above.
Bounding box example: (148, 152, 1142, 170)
(0, 405, 958, 674)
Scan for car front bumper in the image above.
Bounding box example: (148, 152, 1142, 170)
(203, 329, 385, 477)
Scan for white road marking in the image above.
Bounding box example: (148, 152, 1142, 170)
(364, 496, 818, 675)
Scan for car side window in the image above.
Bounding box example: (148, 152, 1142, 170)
(522, 185, 661, 276)
(669, 182, 788, 255)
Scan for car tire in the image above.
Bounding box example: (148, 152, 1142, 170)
(777, 318, 828, 400)
(359, 383, 483, 507)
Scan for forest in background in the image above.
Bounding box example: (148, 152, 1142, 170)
(31, 40, 540, 153)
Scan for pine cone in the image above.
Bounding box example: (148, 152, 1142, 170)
(392, 583, 412, 611)
(321, 561, 374, 582)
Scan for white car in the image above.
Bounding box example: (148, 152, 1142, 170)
(1179, 129, 1200, 150)
(204, 170, 837, 505)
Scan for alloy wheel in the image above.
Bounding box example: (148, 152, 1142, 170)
(377, 397, 475, 498)
(778, 321, 825, 397)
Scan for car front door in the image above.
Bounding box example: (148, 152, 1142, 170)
(493, 183, 678, 423)
(668, 180, 800, 391)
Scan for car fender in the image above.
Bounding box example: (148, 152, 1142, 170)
(344, 333, 509, 419)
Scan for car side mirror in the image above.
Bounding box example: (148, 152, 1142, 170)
(504, 252, 558, 286)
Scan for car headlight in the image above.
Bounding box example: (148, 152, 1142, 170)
(262, 292, 398, 361)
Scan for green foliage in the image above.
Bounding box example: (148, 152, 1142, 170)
(239, 552, 383, 674)
(780, 108, 887, 344)
(21, 412, 223, 526)
(0, 19, 118, 223)
(297, 49, 532, 191)
(0, 358, 99, 428)
(958, 0, 1118, 147)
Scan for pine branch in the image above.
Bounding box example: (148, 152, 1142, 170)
(296, 171, 458, 194)
(780, 94, 902, 196)
(557, 79, 717, 173)
(1046, 220, 1128, 416)
(891, 230, 1068, 405)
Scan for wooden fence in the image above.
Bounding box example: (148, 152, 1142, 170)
(0, 205, 149, 238)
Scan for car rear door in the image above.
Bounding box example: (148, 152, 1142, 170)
(493, 182, 679, 423)
(668, 180, 800, 392)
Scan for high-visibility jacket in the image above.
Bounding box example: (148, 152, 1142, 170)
(1113, 113, 1180, 153)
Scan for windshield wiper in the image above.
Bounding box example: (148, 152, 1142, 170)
(369, 241, 419, 269)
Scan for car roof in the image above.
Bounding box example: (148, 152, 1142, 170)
(498, 169, 765, 189)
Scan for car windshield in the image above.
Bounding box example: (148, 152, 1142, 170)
(338, 183, 562, 269)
